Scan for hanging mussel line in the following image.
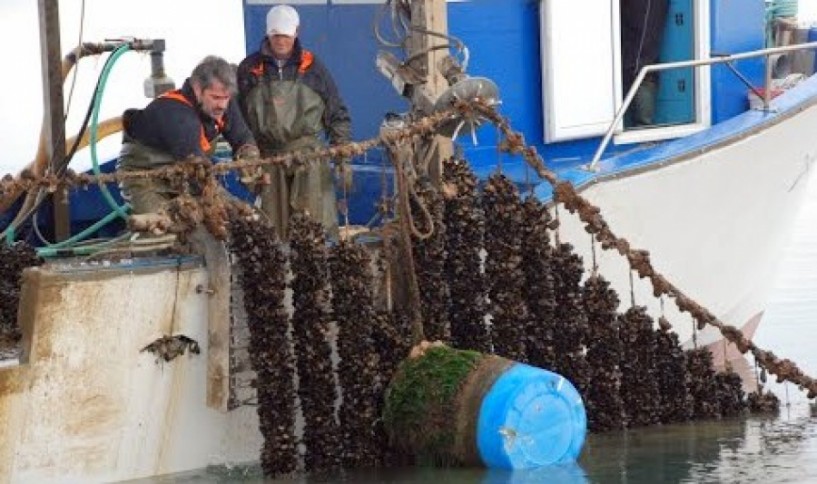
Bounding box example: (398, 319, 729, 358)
(288, 213, 343, 474)
(654, 318, 695, 424)
(370, 236, 416, 468)
(715, 367, 748, 417)
(482, 173, 528, 362)
(470, 101, 817, 399)
(227, 218, 297, 477)
(410, 176, 451, 343)
(582, 274, 625, 432)
(520, 196, 558, 370)
(441, 158, 491, 353)
(747, 359, 781, 412)
(436, 160, 750, 430)
(329, 241, 382, 469)
(618, 306, 662, 427)
(686, 347, 723, 419)
(0, 242, 41, 353)
(549, 242, 592, 396)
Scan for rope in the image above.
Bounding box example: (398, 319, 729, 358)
(469, 100, 817, 399)
(4, 97, 816, 399)
(388, 140, 425, 345)
(590, 233, 598, 276)
(0, 108, 460, 198)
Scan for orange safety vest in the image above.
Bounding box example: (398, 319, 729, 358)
(159, 90, 225, 153)
(249, 50, 314, 78)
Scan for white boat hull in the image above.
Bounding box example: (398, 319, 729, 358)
(0, 261, 261, 483)
(558, 94, 817, 356)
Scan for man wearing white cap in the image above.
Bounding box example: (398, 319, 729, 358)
(237, 4, 351, 240)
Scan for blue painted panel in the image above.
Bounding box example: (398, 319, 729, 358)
(237, 0, 774, 219)
(49, 0, 812, 240)
(244, 3, 407, 144)
(710, 0, 765, 124)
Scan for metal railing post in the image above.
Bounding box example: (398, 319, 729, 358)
(764, 53, 773, 110)
(587, 41, 817, 171)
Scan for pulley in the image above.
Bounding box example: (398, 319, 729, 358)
(432, 55, 500, 140)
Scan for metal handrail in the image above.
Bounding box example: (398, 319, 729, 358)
(588, 41, 817, 171)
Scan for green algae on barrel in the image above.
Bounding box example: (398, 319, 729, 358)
(383, 343, 587, 469)
(383, 343, 488, 466)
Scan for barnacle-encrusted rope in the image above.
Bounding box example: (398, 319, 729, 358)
(0, 109, 461, 199)
(469, 101, 817, 399)
(3, 98, 814, 398)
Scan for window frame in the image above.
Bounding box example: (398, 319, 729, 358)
(613, 0, 711, 145)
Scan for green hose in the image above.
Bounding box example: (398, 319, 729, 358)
(40, 208, 122, 250)
(771, 0, 799, 19)
(34, 43, 134, 257)
(30, 44, 134, 256)
(766, 0, 800, 46)
(90, 43, 131, 220)
(36, 236, 121, 257)
(3, 44, 133, 254)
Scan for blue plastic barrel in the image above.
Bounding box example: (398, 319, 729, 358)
(476, 363, 587, 469)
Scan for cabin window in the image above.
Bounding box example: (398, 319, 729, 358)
(539, 0, 710, 144)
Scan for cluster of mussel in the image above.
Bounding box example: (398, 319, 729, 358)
(228, 215, 412, 476)
(435, 159, 776, 432)
(226, 157, 778, 477)
(228, 217, 298, 476)
(0, 242, 41, 352)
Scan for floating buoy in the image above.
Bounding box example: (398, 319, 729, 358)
(477, 362, 586, 469)
(383, 344, 586, 470)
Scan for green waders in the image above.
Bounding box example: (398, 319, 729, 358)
(259, 136, 338, 241)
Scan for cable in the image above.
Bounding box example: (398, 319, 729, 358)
(373, 0, 406, 48)
(2, 47, 121, 242)
(64, 0, 87, 119)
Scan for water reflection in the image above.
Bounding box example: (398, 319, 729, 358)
(132, 404, 817, 484)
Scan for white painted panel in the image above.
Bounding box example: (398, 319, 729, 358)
(557, 97, 817, 348)
(540, 0, 620, 142)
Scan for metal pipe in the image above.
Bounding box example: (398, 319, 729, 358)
(588, 41, 817, 170)
(764, 54, 774, 109)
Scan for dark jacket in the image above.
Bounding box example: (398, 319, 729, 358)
(119, 78, 255, 168)
(621, 0, 669, 91)
(236, 38, 351, 153)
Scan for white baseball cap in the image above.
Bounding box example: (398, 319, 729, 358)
(266, 5, 299, 37)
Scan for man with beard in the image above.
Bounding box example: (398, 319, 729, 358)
(118, 55, 260, 215)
